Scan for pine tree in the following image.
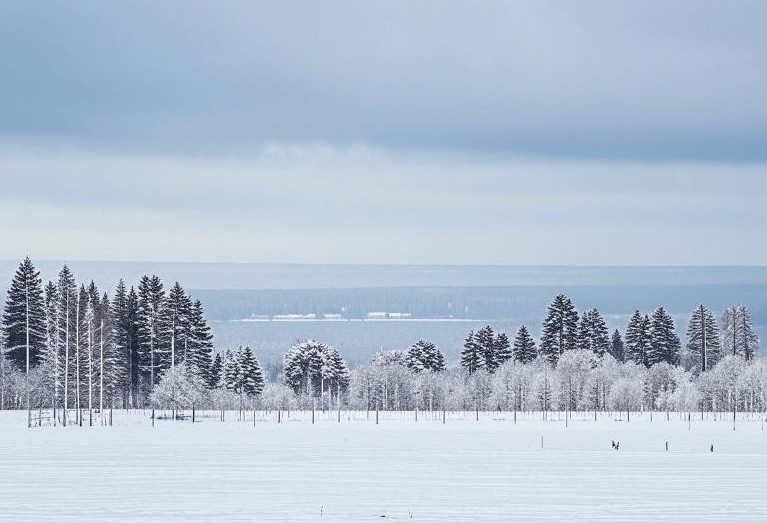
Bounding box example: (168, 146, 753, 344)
(208, 352, 223, 389)
(513, 325, 537, 364)
(686, 304, 721, 373)
(460, 330, 483, 374)
(625, 310, 651, 366)
(283, 340, 348, 396)
(475, 325, 497, 372)
(100, 293, 124, 409)
(648, 307, 680, 366)
(136, 275, 166, 395)
(2, 257, 46, 370)
(112, 280, 131, 406)
(576, 308, 610, 357)
(41, 281, 60, 407)
(56, 265, 77, 420)
(539, 294, 578, 365)
(405, 340, 446, 372)
(125, 287, 140, 406)
(239, 346, 265, 396)
(721, 304, 759, 360)
(494, 332, 512, 366)
(160, 282, 191, 369)
(187, 299, 214, 382)
(609, 329, 625, 362)
(223, 348, 241, 392)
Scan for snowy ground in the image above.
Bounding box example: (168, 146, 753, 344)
(1, 410, 766, 522)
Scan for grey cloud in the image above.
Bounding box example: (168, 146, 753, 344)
(0, 1, 766, 161)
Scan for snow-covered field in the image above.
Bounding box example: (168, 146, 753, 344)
(1, 410, 766, 522)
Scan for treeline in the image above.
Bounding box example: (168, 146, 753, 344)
(3, 258, 765, 419)
(0, 257, 218, 419)
(458, 294, 758, 374)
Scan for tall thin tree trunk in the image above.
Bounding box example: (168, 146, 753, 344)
(100, 319, 104, 416)
(64, 300, 69, 426)
(701, 305, 707, 373)
(76, 298, 81, 425)
(88, 316, 93, 426)
(26, 282, 31, 428)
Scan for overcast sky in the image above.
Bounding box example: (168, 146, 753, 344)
(0, 1, 765, 264)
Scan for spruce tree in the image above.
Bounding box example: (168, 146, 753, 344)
(136, 275, 166, 394)
(625, 310, 651, 366)
(188, 299, 214, 381)
(99, 293, 124, 408)
(609, 329, 625, 362)
(126, 287, 140, 405)
(494, 332, 512, 366)
(539, 294, 578, 365)
(648, 307, 680, 366)
(2, 257, 46, 370)
(513, 325, 537, 364)
(686, 304, 721, 373)
(406, 340, 446, 372)
(223, 348, 241, 392)
(460, 330, 483, 374)
(475, 325, 497, 372)
(576, 308, 610, 357)
(41, 281, 60, 405)
(208, 352, 223, 389)
(239, 346, 265, 396)
(160, 282, 190, 368)
(56, 265, 77, 417)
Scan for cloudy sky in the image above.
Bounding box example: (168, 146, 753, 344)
(0, 1, 765, 264)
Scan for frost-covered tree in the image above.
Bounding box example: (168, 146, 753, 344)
(644, 362, 676, 411)
(260, 382, 297, 410)
(492, 360, 535, 411)
(648, 307, 681, 366)
(625, 310, 651, 367)
(556, 350, 596, 411)
(40, 281, 60, 409)
(56, 265, 77, 421)
(283, 340, 349, 397)
(372, 350, 407, 367)
(513, 325, 537, 364)
(405, 340, 446, 373)
(149, 362, 207, 409)
(223, 349, 240, 392)
(609, 329, 625, 362)
(686, 304, 721, 373)
(2, 257, 46, 370)
(721, 304, 759, 361)
(539, 294, 578, 365)
(576, 308, 610, 357)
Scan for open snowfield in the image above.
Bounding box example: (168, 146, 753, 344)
(1, 410, 766, 522)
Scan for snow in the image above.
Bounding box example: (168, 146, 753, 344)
(1, 410, 766, 521)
